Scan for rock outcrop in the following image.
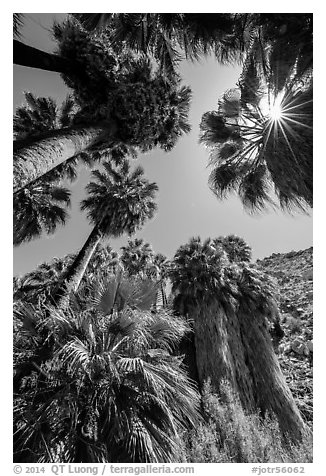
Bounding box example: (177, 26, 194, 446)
(256, 247, 313, 424)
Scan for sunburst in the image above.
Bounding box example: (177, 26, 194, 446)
(259, 92, 285, 122)
(257, 88, 312, 154)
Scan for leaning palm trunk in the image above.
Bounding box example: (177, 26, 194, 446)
(13, 155, 79, 197)
(189, 298, 306, 441)
(13, 124, 116, 192)
(14, 40, 81, 74)
(52, 225, 102, 307)
(237, 301, 306, 441)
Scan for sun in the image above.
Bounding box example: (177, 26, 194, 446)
(269, 95, 284, 121)
(259, 93, 284, 122)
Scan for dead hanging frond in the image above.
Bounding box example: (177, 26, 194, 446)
(237, 264, 279, 316)
(208, 162, 243, 200)
(238, 164, 275, 212)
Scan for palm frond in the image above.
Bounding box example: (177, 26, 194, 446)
(238, 164, 274, 212)
(14, 183, 71, 246)
(13, 13, 24, 38)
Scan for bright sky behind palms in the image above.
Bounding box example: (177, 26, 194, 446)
(13, 13, 312, 276)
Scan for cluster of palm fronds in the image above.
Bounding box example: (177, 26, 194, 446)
(73, 13, 250, 79)
(200, 14, 313, 212)
(14, 273, 201, 463)
(52, 19, 192, 153)
(170, 235, 277, 313)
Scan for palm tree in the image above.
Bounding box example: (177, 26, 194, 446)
(213, 234, 252, 263)
(170, 236, 306, 441)
(52, 160, 158, 306)
(13, 92, 133, 196)
(14, 181, 71, 247)
(85, 243, 121, 280)
(120, 242, 170, 309)
(13, 92, 93, 193)
(14, 273, 201, 462)
(120, 238, 154, 277)
(14, 93, 77, 140)
(13, 23, 191, 193)
(13, 93, 90, 244)
(200, 14, 313, 212)
(200, 83, 312, 212)
(151, 252, 170, 308)
(13, 14, 87, 77)
(13, 255, 77, 307)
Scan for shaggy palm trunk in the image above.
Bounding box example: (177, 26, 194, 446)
(13, 124, 116, 192)
(52, 225, 102, 307)
(190, 299, 256, 411)
(14, 40, 80, 74)
(189, 298, 306, 441)
(237, 301, 306, 441)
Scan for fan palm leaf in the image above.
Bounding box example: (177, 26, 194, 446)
(14, 182, 71, 246)
(14, 275, 201, 462)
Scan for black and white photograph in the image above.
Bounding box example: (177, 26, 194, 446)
(12, 9, 315, 469)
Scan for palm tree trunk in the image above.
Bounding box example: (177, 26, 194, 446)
(238, 301, 306, 441)
(13, 124, 116, 192)
(13, 154, 81, 197)
(190, 299, 256, 411)
(14, 40, 81, 75)
(189, 298, 306, 441)
(52, 225, 102, 307)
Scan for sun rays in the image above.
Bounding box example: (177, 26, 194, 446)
(257, 88, 313, 156)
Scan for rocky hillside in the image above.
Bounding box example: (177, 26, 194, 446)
(256, 247, 313, 424)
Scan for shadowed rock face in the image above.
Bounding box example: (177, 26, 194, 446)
(256, 247, 313, 424)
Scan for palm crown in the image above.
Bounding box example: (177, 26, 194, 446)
(120, 238, 154, 276)
(81, 160, 158, 237)
(53, 20, 192, 152)
(213, 234, 252, 263)
(170, 236, 277, 311)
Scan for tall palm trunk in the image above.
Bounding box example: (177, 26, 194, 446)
(237, 301, 306, 441)
(13, 124, 116, 192)
(190, 299, 256, 411)
(189, 298, 306, 441)
(14, 40, 80, 75)
(13, 155, 80, 197)
(52, 225, 102, 307)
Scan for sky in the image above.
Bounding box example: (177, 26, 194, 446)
(13, 13, 313, 276)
